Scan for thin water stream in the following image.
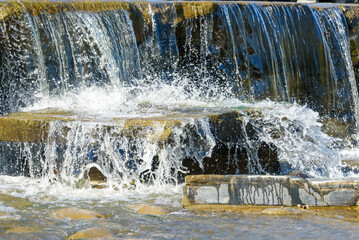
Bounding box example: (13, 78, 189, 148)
(1, 1, 359, 238)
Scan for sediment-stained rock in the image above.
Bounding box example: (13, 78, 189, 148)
(0, 1, 216, 25)
(67, 227, 114, 240)
(183, 175, 359, 207)
(4, 226, 37, 234)
(50, 208, 104, 220)
(129, 204, 170, 215)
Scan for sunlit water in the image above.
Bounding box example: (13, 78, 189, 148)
(1, 176, 359, 239)
(22, 85, 353, 179)
(1, 1, 359, 238)
(0, 87, 358, 239)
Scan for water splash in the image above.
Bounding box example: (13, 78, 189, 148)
(0, 2, 358, 190)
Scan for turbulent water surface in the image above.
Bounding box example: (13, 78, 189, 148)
(1, 1, 359, 238)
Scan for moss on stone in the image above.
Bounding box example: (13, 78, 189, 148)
(0, 0, 216, 24)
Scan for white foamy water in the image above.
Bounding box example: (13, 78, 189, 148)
(1, 2, 359, 196)
(24, 83, 237, 117)
(16, 84, 356, 188)
(0, 175, 182, 204)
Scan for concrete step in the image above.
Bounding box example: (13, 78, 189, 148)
(0, 107, 281, 176)
(183, 175, 359, 207)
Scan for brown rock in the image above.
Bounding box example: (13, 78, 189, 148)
(4, 226, 37, 234)
(262, 207, 303, 215)
(50, 208, 104, 220)
(67, 227, 114, 240)
(130, 204, 170, 215)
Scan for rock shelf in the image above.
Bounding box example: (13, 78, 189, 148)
(0, 107, 281, 176)
(183, 175, 359, 207)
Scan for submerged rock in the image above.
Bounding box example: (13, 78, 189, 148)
(50, 208, 104, 220)
(262, 208, 304, 215)
(67, 227, 114, 240)
(130, 204, 170, 215)
(4, 226, 37, 234)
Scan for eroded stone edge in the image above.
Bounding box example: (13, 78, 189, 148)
(183, 175, 359, 207)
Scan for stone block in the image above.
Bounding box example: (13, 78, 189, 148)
(183, 175, 359, 207)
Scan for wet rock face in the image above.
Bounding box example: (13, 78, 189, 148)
(67, 227, 114, 240)
(0, 1, 359, 182)
(287, 170, 311, 179)
(4, 226, 37, 234)
(0, 1, 358, 125)
(183, 175, 359, 207)
(181, 111, 280, 179)
(129, 204, 170, 215)
(0, 109, 281, 182)
(50, 208, 104, 220)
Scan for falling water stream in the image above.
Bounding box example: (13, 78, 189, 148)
(1, 1, 359, 238)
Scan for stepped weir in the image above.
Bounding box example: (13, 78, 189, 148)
(3, 1, 359, 238)
(2, 0, 359, 203)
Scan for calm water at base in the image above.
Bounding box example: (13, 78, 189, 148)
(0, 177, 359, 239)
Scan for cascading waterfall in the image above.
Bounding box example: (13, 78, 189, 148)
(0, 1, 359, 190)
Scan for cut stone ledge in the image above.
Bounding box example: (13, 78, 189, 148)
(183, 175, 359, 207)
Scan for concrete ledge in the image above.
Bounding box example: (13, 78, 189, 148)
(0, 108, 244, 143)
(183, 175, 359, 207)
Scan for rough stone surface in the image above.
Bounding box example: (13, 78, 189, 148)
(50, 208, 104, 220)
(67, 227, 114, 240)
(183, 175, 359, 207)
(130, 204, 170, 215)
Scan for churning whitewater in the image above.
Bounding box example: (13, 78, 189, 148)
(0, 1, 359, 194)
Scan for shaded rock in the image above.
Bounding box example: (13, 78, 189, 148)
(262, 208, 304, 215)
(67, 227, 114, 240)
(4, 226, 37, 234)
(75, 164, 108, 189)
(50, 208, 104, 220)
(130, 204, 170, 215)
(88, 165, 107, 181)
(87, 164, 108, 189)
